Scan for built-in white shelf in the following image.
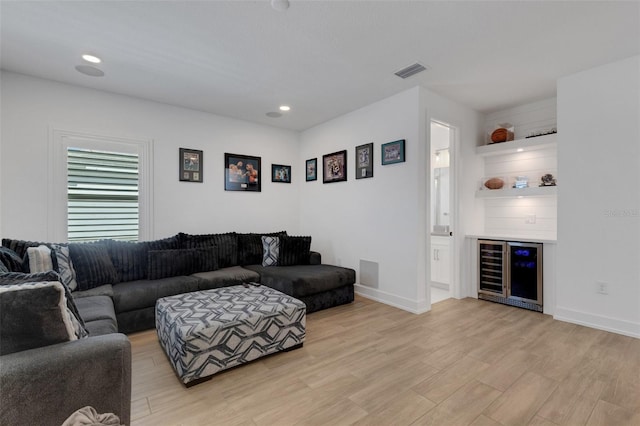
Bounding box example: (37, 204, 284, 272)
(476, 185, 557, 198)
(476, 133, 557, 157)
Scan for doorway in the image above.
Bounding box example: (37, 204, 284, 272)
(430, 120, 455, 304)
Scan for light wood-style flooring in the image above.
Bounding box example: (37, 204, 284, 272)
(130, 296, 640, 426)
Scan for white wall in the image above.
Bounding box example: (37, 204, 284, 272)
(556, 55, 640, 338)
(300, 86, 481, 312)
(0, 72, 301, 241)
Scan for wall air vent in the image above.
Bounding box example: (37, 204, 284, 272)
(394, 62, 427, 79)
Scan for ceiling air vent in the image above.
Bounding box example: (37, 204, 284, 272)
(394, 62, 427, 79)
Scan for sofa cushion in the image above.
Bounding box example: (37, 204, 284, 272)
(244, 264, 355, 298)
(0, 281, 86, 355)
(112, 275, 201, 313)
(148, 248, 194, 280)
(72, 284, 114, 299)
(192, 266, 260, 291)
(69, 243, 119, 290)
(83, 318, 118, 336)
(74, 295, 117, 323)
(179, 232, 238, 268)
(261, 236, 280, 266)
(278, 236, 312, 266)
(0, 270, 88, 339)
(144, 235, 179, 251)
(238, 231, 287, 265)
(192, 246, 218, 273)
(0, 246, 24, 272)
(108, 240, 149, 282)
(51, 244, 78, 291)
(74, 295, 118, 336)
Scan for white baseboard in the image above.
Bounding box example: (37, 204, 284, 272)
(355, 284, 429, 314)
(431, 281, 450, 291)
(554, 306, 640, 339)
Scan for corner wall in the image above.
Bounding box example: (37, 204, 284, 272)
(299, 86, 481, 312)
(556, 55, 640, 337)
(0, 72, 301, 241)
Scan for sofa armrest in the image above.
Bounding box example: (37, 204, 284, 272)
(309, 251, 321, 265)
(0, 333, 131, 426)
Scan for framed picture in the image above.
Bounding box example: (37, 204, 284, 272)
(179, 148, 203, 182)
(322, 150, 347, 183)
(381, 139, 406, 165)
(305, 158, 317, 182)
(355, 143, 374, 179)
(271, 164, 291, 183)
(224, 153, 261, 192)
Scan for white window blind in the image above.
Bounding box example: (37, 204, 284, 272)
(67, 147, 140, 242)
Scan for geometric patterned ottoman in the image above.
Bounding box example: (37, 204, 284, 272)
(155, 284, 306, 386)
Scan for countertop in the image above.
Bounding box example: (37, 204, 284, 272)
(466, 234, 557, 244)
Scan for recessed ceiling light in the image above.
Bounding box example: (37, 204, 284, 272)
(75, 65, 104, 77)
(271, 0, 290, 11)
(82, 54, 102, 64)
(517, 148, 524, 152)
(279, 105, 291, 112)
(266, 112, 282, 118)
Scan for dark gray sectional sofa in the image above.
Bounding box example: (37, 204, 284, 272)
(0, 231, 355, 425)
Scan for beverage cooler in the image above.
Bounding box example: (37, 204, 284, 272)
(478, 240, 543, 312)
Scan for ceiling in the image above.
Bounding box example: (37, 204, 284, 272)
(1, 1, 639, 131)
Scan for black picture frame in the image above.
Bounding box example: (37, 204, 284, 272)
(224, 153, 261, 192)
(322, 150, 347, 183)
(355, 143, 374, 179)
(381, 139, 406, 165)
(271, 164, 291, 183)
(179, 148, 203, 182)
(305, 158, 317, 182)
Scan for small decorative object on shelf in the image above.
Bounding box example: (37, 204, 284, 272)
(526, 127, 557, 138)
(513, 176, 529, 189)
(539, 173, 557, 186)
(484, 177, 505, 190)
(487, 123, 514, 145)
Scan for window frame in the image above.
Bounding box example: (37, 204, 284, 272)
(49, 128, 153, 243)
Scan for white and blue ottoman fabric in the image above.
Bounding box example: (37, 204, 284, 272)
(156, 285, 306, 386)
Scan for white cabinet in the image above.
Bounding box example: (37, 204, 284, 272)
(430, 236, 450, 286)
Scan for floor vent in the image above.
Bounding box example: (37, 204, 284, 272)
(394, 62, 427, 79)
(359, 259, 379, 288)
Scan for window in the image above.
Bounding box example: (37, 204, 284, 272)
(67, 148, 139, 242)
(50, 130, 153, 243)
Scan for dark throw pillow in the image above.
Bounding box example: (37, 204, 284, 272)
(278, 236, 312, 266)
(148, 248, 196, 280)
(108, 240, 149, 282)
(69, 244, 119, 291)
(0, 246, 25, 272)
(179, 232, 238, 269)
